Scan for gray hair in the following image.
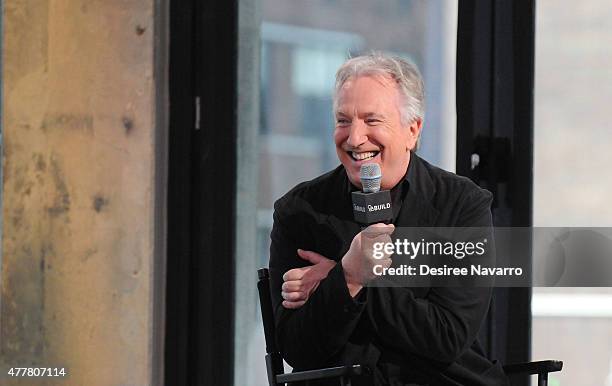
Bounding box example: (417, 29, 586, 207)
(333, 53, 425, 126)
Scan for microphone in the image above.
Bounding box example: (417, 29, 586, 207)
(351, 163, 393, 225)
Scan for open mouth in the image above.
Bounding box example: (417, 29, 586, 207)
(348, 151, 380, 162)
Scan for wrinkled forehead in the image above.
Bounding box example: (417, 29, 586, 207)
(335, 74, 402, 113)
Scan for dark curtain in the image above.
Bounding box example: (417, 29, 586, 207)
(456, 1, 536, 385)
(165, 0, 237, 385)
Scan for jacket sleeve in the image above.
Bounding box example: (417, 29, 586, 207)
(367, 187, 495, 364)
(268, 196, 366, 369)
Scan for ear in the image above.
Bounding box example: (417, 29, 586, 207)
(405, 118, 423, 151)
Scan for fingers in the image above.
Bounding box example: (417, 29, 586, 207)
(282, 280, 301, 292)
(282, 267, 309, 281)
(297, 248, 327, 264)
(379, 257, 392, 269)
(362, 223, 395, 238)
(362, 228, 393, 261)
(280, 250, 333, 311)
(282, 300, 306, 309)
(282, 290, 306, 302)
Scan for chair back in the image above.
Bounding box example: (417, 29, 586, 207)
(257, 268, 285, 386)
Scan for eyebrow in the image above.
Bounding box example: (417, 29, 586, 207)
(363, 112, 385, 119)
(335, 111, 386, 119)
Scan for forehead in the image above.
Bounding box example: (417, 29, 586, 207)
(336, 74, 400, 109)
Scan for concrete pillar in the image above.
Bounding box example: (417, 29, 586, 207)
(1, 1, 162, 384)
(235, 0, 261, 384)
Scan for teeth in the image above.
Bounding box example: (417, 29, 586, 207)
(351, 151, 377, 160)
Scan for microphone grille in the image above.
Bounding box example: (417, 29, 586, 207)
(360, 163, 381, 193)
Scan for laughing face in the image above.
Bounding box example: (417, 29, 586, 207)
(334, 74, 422, 190)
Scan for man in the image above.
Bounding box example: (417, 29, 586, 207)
(268, 53, 508, 385)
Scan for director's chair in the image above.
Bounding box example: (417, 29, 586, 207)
(257, 268, 562, 386)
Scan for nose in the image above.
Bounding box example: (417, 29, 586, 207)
(346, 121, 368, 148)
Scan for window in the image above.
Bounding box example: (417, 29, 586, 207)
(235, 1, 458, 384)
(533, 1, 612, 385)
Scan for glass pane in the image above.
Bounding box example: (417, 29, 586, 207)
(236, 1, 458, 385)
(533, 1, 612, 385)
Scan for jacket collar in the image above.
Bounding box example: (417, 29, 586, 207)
(395, 152, 439, 227)
(341, 151, 439, 227)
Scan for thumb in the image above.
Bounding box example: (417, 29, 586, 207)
(363, 223, 395, 239)
(297, 249, 326, 264)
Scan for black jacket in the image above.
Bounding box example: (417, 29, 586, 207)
(269, 153, 509, 386)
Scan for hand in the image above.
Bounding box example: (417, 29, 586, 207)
(281, 249, 337, 309)
(341, 223, 394, 296)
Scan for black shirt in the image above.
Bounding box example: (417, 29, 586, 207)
(269, 152, 509, 386)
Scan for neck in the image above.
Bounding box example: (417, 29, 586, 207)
(380, 151, 411, 190)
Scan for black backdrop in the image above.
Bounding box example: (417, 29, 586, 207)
(457, 1, 536, 385)
(165, 0, 237, 385)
